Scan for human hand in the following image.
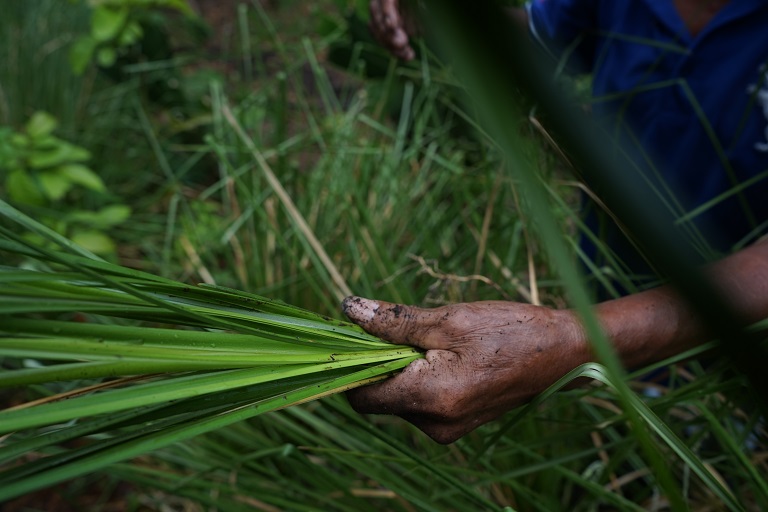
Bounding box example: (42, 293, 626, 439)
(369, 0, 416, 60)
(342, 296, 589, 443)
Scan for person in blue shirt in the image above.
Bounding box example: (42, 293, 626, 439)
(528, 0, 768, 287)
(348, 0, 768, 444)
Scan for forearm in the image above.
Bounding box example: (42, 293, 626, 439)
(593, 239, 768, 369)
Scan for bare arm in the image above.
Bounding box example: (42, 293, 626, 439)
(342, 239, 768, 444)
(597, 238, 768, 368)
(369, 1, 528, 60)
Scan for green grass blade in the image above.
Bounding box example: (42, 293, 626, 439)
(0, 358, 417, 501)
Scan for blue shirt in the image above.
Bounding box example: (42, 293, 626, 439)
(526, 0, 768, 279)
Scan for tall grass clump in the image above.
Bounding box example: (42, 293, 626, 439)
(0, 1, 90, 129)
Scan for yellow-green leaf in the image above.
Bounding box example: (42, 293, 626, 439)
(98, 204, 131, 225)
(91, 6, 129, 43)
(58, 164, 105, 192)
(25, 112, 58, 139)
(5, 170, 45, 206)
(96, 46, 117, 68)
(118, 20, 143, 47)
(69, 36, 98, 75)
(39, 170, 74, 201)
(28, 143, 91, 169)
(71, 230, 116, 255)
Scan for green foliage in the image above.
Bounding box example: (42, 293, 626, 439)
(2, 112, 99, 203)
(69, 0, 192, 75)
(0, 112, 130, 255)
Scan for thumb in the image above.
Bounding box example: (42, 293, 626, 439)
(341, 296, 442, 350)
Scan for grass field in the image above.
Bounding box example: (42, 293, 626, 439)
(1, 1, 766, 510)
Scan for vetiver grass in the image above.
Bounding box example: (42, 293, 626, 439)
(0, 200, 422, 500)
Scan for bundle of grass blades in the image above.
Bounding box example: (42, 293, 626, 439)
(0, 200, 422, 501)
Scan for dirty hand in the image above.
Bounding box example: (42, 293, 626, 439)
(342, 296, 589, 444)
(369, 0, 416, 60)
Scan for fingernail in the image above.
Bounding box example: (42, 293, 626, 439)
(341, 296, 379, 323)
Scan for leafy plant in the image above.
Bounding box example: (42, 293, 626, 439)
(2, 111, 101, 204)
(0, 112, 130, 255)
(68, 0, 193, 75)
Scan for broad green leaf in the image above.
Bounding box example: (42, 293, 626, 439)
(91, 6, 129, 42)
(8, 132, 29, 149)
(27, 141, 91, 169)
(117, 20, 143, 47)
(28, 134, 61, 150)
(97, 204, 131, 225)
(68, 204, 131, 228)
(96, 46, 117, 68)
(69, 36, 98, 75)
(38, 170, 73, 201)
(5, 170, 44, 206)
(70, 230, 116, 254)
(58, 163, 106, 192)
(24, 112, 58, 139)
